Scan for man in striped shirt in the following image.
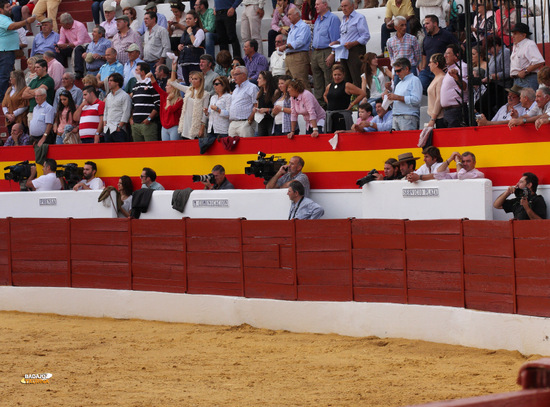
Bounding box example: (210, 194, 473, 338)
(130, 62, 160, 142)
(74, 86, 105, 144)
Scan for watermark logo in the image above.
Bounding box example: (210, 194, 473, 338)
(21, 373, 52, 384)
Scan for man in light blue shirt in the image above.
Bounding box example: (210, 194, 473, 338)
(228, 65, 258, 137)
(329, 0, 370, 87)
(287, 180, 324, 220)
(280, 7, 311, 89)
(311, 0, 340, 107)
(97, 47, 124, 89)
(29, 88, 55, 146)
(30, 18, 59, 57)
(386, 57, 422, 131)
(367, 102, 393, 132)
(122, 43, 144, 91)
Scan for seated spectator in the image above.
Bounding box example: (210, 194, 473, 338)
(435, 151, 485, 179)
(117, 175, 134, 218)
(386, 16, 421, 76)
(509, 86, 550, 128)
(202, 164, 235, 190)
(112, 15, 142, 66)
(406, 146, 447, 182)
(142, 11, 171, 73)
(268, 0, 296, 56)
(130, 62, 160, 142)
(82, 74, 105, 101)
(397, 151, 419, 178)
(375, 158, 402, 180)
(53, 90, 77, 144)
(244, 39, 269, 85)
(147, 71, 183, 141)
(477, 85, 524, 126)
(123, 7, 140, 32)
(141, 167, 164, 190)
(206, 76, 232, 140)
(381, 0, 414, 53)
(287, 180, 324, 220)
(55, 13, 90, 68)
(200, 54, 217, 95)
(73, 85, 105, 144)
(97, 48, 124, 90)
(272, 75, 292, 136)
(254, 71, 276, 137)
(427, 52, 446, 129)
(334, 102, 374, 134)
(138, 3, 169, 35)
(25, 56, 39, 85)
(123, 43, 143, 92)
(168, 1, 187, 52)
(228, 65, 258, 138)
(386, 57, 422, 131)
(215, 50, 233, 78)
(324, 64, 366, 133)
(270, 35, 287, 78)
(170, 62, 210, 139)
(494, 172, 547, 220)
(361, 52, 390, 108)
(155, 65, 171, 91)
(53, 72, 83, 110)
(73, 161, 104, 191)
(441, 44, 468, 127)
(30, 18, 58, 57)
(29, 88, 54, 146)
(177, 10, 205, 85)
(100, 3, 117, 39)
(104, 73, 132, 142)
(288, 79, 326, 138)
(43, 51, 64, 90)
(266, 155, 310, 197)
(26, 158, 62, 191)
(195, 0, 216, 58)
(367, 102, 393, 132)
(2, 70, 29, 130)
(3, 123, 31, 146)
(514, 87, 537, 117)
(510, 23, 545, 91)
(76, 26, 111, 78)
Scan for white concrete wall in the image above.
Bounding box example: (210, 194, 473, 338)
(2, 286, 550, 355)
(361, 179, 494, 220)
(311, 189, 362, 219)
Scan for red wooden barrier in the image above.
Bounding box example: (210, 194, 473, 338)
(242, 220, 297, 300)
(0, 219, 9, 285)
(405, 220, 464, 307)
(186, 218, 244, 296)
(131, 219, 186, 294)
(352, 219, 407, 304)
(70, 219, 131, 290)
(463, 221, 515, 314)
(295, 219, 353, 301)
(514, 221, 550, 318)
(9, 218, 70, 287)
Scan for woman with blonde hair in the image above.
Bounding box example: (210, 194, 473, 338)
(170, 60, 210, 139)
(147, 71, 183, 141)
(82, 74, 105, 100)
(2, 70, 29, 130)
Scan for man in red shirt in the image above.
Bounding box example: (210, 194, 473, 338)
(73, 86, 105, 143)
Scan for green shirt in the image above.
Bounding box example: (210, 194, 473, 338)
(29, 74, 55, 113)
(200, 9, 215, 33)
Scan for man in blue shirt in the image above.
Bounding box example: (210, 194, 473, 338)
(30, 18, 58, 57)
(367, 102, 393, 132)
(329, 0, 370, 87)
(244, 39, 269, 84)
(97, 48, 124, 90)
(215, 0, 243, 58)
(311, 0, 340, 108)
(287, 180, 324, 220)
(279, 7, 311, 89)
(386, 57, 422, 131)
(0, 0, 35, 99)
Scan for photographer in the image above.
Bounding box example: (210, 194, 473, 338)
(376, 158, 401, 180)
(26, 158, 62, 191)
(494, 172, 547, 220)
(73, 161, 104, 191)
(202, 165, 234, 190)
(266, 155, 310, 197)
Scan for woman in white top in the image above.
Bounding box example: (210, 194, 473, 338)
(272, 75, 293, 136)
(207, 76, 232, 138)
(361, 52, 390, 108)
(168, 2, 187, 52)
(117, 175, 133, 218)
(170, 64, 210, 139)
(177, 10, 205, 86)
(123, 7, 140, 32)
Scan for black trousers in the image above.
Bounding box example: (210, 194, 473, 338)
(215, 9, 241, 58)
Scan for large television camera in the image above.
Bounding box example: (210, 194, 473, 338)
(4, 160, 35, 183)
(245, 151, 287, 184)
(56, 163, 84, 190)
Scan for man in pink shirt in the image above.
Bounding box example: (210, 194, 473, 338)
(435, 151, 485, 180)
(43, 51, 64, 90)
(55, 13, 90, 67)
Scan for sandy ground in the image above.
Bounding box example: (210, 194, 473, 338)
(0, 311, 541, 407)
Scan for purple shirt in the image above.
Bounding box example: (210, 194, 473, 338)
(290, 90, 326, 130)
(4, 133, 31, 146)
(245, 52, 269, 82)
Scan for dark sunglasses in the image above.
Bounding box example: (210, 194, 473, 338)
(394, 68, 402, 73)
(214, 82, 222, 86)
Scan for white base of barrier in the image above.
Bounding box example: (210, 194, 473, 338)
(1, 286, 549, 355)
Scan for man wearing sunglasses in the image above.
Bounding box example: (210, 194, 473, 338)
(385, 57, 422, 131)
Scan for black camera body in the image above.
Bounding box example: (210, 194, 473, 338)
(514, 187, 532, 200)
(356, 169, 379, 187)
(193, 174, 215, 184)
(4, 160, 35, 182)
(56, 163, 84, 190)
(245, 151, 287, 184)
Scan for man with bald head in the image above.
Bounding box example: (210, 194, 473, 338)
(4, 123, 31, 146)
(97, 47, 124, 90)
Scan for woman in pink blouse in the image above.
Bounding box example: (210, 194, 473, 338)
(53, 90, 77, 144)
(287, 79, 326, 139)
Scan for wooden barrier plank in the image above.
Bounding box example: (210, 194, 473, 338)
(405, 388, 550, 407)
(71, 218, 129, 232)
(297, 285, 352, 301)
(11, 272, 68, 287)
(187, 252, 241, 268)
(242, 220, 294, 238)
(406, 251, 462, 272)
(297, 268, 352, 286)
(244, 267, 294, 284)
(465, 291, 514, 314)
(464, 255, 513, 276)
(463, 236, 513, 257)
(407, 289, 463, 307)
(406, 220, 462, 235)
(353, 248, 404, 270)
(513, 220, 550, 238)
(71, 261, 129, 277)
(186, 236, 241, 252)
(132, 280, 186, 294)
(132, 263, 185, 280)
(406, 234, 462, 250)
(352, 219, 405, 237)
(186, 266, 242, 283)
(71, 244, 129, 262)
(354, 287, 407, 304)
(298, 251, 351, 270)
(244, 282, 296, 300)
(10, 245, 69, 261)
(133, 249, 184, 265)
(71, 230, 130, 246)
(352, 235, 404, 250)
(11, 260, 68, 274)
(187, 280, 242, 296)
(132, 236, 185, 251)
(186, 219, 241, 237)
(465, 274, 514, 294)
(132, 219, 183, 236)
(516, 277, 550, 296)
(296, 235, 350, 252)
(353, 269, 404, 288)
(243, 246, 279, 268)
(515, 239, 550, 259)
(408, 270, 462, 291)
(516, 259, 550, 277)
(517, 296, 550, 318)
(463, 220, 513, 237)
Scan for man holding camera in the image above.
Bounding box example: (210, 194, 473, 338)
(202, 165, 235, 190)
(73, 161, 104, 191)
(266, 155, 310, 197)
(494, 172, 547, 220)
(26, 158, 62, 191)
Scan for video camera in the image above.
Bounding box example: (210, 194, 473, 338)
(245, 151, 287, 184)
(356, 169, 379, 187)
(192, 174, 215, 184)
(56, 163, 84, 190)
(4, 160, 35, 183)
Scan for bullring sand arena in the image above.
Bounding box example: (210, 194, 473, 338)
(0, 311, 542, 406)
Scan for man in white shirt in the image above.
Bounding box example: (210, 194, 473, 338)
(406, 146, 448, 182)
(73, 161, 104, 190)
(509, 86, 550, 129)
(26, 158, 62, 191)
(270, 34, 287, 77)
(476, 85, 525, 126)
(510, 23, 545, 91)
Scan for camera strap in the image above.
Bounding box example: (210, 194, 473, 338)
(288, 197, 304, 220)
